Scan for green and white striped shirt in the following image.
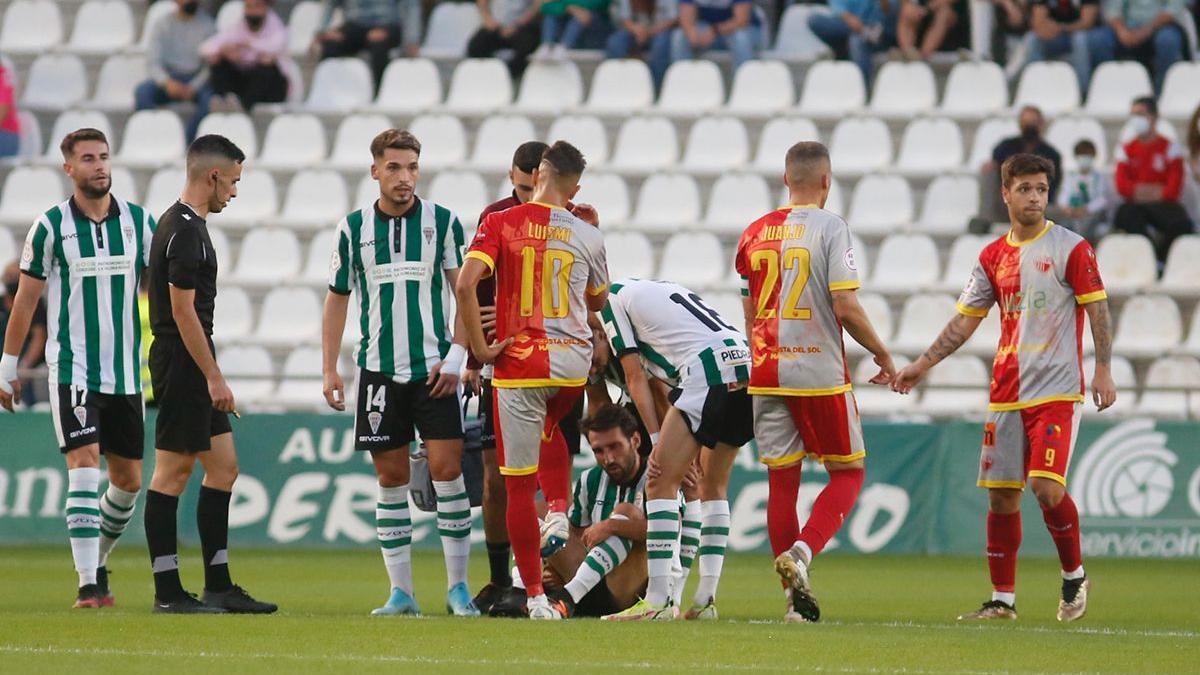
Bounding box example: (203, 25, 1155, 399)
(19, 196, 155, 394)
(569, 463, 649, 529)
(328, 198, 466, 381)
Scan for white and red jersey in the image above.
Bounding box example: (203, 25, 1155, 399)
(956, 221, 1106, 411)
(466, 201, 608, 388)
(735, 205, 860, 396)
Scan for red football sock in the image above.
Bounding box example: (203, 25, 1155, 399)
(1041, 493, 1083, 573)
(537, 429, 570, 514)
(797, 467, 864, 558)
(767, 464, 802, 557)
(987, 511, 1022, 593)
(505, 473, 544, 598)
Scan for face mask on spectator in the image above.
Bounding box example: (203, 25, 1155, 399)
(181, 1, 199, 15)
(245, 14, 265, 30)
(1076, 155, 1095, 172)
(1129, 115, 1152, 136)
(1020, 125, 1039, 142)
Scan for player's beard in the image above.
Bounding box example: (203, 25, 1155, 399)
(1014, 206, 1044, 228)
(79, 176, 110, 200)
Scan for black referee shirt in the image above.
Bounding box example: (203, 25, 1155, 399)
(148, 201, 218, 337)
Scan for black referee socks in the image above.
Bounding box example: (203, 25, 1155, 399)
(145, 490, 185, 600)
(197, 486, 233, 593)
(487, 542, 513, 587)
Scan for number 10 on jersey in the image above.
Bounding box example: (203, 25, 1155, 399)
(520, 246, 574, 319)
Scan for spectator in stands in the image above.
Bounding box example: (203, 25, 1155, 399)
(0, 261, 47, 406)
(669, 0, 762, 72)
(807, 0, 898, 85)
(313, 0, 422, 92)
(607, 0, 679, 89)
(201, 0, 292, 111)
(979, 105, 1063, 222)
(990, 0, 1030, 75)
(135, 0, 216, 142)
(467, 0, 543, 77)
(896, 0, 962, 59)
(1113, 96, 1194, 264)
(1087, 0, 1187, 94)
(0, 59, 19, 158)
(1019, 0, 1101, 92)
(1185, 104, 1200, 224)
(1056, 139, 1110, 239)
(534, 0, 615, 60)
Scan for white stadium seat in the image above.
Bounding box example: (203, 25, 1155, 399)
(472, 115, 536, 171)
(846, 293, 892, 357)
(287, 1, 325, 56)
(219, 345, 274, 405)
(1159, 235, 1200, 297)
(849, 231, 868, 279)
(328, 113, 391, 170)
(658, 61, 725, 116)
(547, 115, 609, 167)
(1085, 61, 1153, 119)
(255, 287, 322, 345)
(854, 355, 917, 415)
(515, 61, 583, 113)
(1096, 233, 1156, 294)
(422, 1, 481, 57)
(659, 233, 724, 289)
(894, 294, 958, 352)
(14, 111, 42, 163)
(611, 116, 678, 172)
(443, 59, 512, 114)
(846, 174, 913, 237)
(276, 347, 329, 410)
(233, 228, 302, 286)
(1046, 116, 1108, 170)
(278, 170, 348, 230)
(212, 285, 253, 341)
(939, 234, 990, 292)
(374, 58, 442, 113)
(870, 62, 937, 117)
(207, 169, 277, 229)
(1013, 62, 1080, 116)
(585, 59, 654, 114)
(1136, 356, 1200, 419)
(108, 167, 138, 204)
(206, 226, 231, 272)
(920, 355, 990, 416)
(0, 0, 63, 54)
(753, 118, 820, 172)
(917, 175, 979, 235)
(69, 0, 134, 53)
(797, 61, 865, 117)
(144, 168, 185, 219)
(407, 114, 467, 169)
(1113, 295, 1182, 358)
(574, 173, 630, 225)
(703, 293, 744, 329)
(682, 117, 749, 173)
(1081, 355, 1137, 417)
(895, 117, 964, 176)
(633, 174, 701, 232)
(44, 110, 112, 161)
(92, 55, 147, 111)
(1183, 310, 1200, 357)
(428, 171, 488, 226)
(196, 113, 259, 161)
(0, 229, 15, 265)
(605, 232, 656, 279)
(21, 54, 88, 111)
(704, 173, 770, 233)
(769, 4, 833, 60)
(140, 1, 174, 48)
(258, 114, 327, 169)
(301, 229, 337, 284)
(216, 0, 243, 31)
(355, 175, 379, 209)
(963, 305, 1001, 357)
(968, 117, 1019, 169)
(727, 60, 794, 116)
(829, 118, 892, 175)
(306, 58, 374, 113)
(872, 234, 939, 293)
(941, 61, 1008, 118)
(0, 167, 64, 224)
(1160, 62, 1200, 119)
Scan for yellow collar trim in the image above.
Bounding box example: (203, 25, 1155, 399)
(1006, 220, 1055, 247)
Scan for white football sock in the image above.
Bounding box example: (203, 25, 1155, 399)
(98, 484, 138, 566)
(992, 591, 1016, 606)
(377, 484, 413, 595)
(673, 499, 701, 606)
(433, 476, 472, 589)
(693, 499, 729, 606)
(645, 499, 679, 607)
(66, 468, 102, 587)
(566, 516, 631, 603)
(1063, 565, 1085, 580)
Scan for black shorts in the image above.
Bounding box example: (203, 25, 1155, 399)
(478, 378, 583, 454)
(573, 578, 623, 617)
(51, 383, 144, 459)
(149, 335, 231, 453)
(669, 384, 755, 449)
(356, 369, 464, 452)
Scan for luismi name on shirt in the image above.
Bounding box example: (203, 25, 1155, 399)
(370, 262, 432, 285)
(70, 255, 134, 276)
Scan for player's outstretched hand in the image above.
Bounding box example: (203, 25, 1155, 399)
(890, 362, 927, 394)
(1092, 369, 1117, 411)
(0, 378, 19, 412)
(208, 375, 236, 413)
(868, 353, 897, 386)
(571, 203, 599, 227)
(427, 361, 460, 398)
(476, 337, 514, 364)
(323, 371, 346, 411)
(463, 368, 482, 396)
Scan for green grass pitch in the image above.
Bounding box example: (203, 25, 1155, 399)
(1, 547, 1196, 673)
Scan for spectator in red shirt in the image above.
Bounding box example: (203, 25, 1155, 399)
(0, 60, 20, 158)
(1113, 96, 1194, 264)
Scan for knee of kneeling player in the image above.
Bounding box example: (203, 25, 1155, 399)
(610, 502, 639, 520)
(1030, 478, 1066, 509)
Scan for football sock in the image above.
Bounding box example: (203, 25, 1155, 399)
(645, 498, 680, 608)
(537, 429, 570, 514)
(433, 476, 472, 589)
(694, 499, 730, 606)
(505, 473, 544, 597)
(1041, 493, 1084, 578)
(674, 499, 701, 604)
(766, 464, 802, 557)
(565, 519, 631, 603)
(511, 566, 525, 590)
(66, 468, 102, 587)
(798, 467, 864, 557)
(98, 483, 138, 566)
(145, 489, 185, 600)
(987, 510, 1021, 598)
(486, 542, 512, 587)
(197, 486, 233, 592)
(377, 484, 414, 595)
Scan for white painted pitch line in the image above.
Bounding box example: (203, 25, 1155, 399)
(740, 619, 1198, 640)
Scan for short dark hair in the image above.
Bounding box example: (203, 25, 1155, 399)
(370, 129, 421, 158)
(1001, 153, 1055, 188)
(785, 141, 830, 185)
(1073, 139, 1096, 155)
(513, 141, 549, 173)
(580, 403, 639, 439)
(60, 128, 109, 160)
(1132, 96, 1158, 117)
(541, 140, 586, 178)
(187, 134, 246, 165)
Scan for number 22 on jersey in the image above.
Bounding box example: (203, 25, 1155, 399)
(751, 247, 811, 320)
(520, 246, 574, 319)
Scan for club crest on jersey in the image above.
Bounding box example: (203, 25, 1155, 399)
(21, 241, 33, 263)
(123, 224, 135, 241)
(73, 405, 88, 427)
(843, 248, 857, 271)
(1035, 256, 1053, 273)
(422, 225, 435, 244)
(367, 411, 383, 435)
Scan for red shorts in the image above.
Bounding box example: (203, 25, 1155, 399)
(978, 400, 1081, 488)
(752, 391, 866, 468)
(493, 385, 584, 475)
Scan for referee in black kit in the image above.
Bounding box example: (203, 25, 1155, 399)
(144, 135, 275, 614)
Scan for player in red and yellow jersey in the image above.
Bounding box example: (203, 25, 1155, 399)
(456, 141, 609, 620)
(735, 141, 896, 623)
(893, 154, 1117, 623)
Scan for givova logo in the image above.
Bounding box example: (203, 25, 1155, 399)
(1074, 419, 1176, 518)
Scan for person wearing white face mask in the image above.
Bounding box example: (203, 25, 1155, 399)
(1056, 140, 1110, 240)
(1112, 96, 1194, 266)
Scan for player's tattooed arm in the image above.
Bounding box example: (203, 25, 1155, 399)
(922, 314, 982, 366)
(1085, 300, 1112, 367)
